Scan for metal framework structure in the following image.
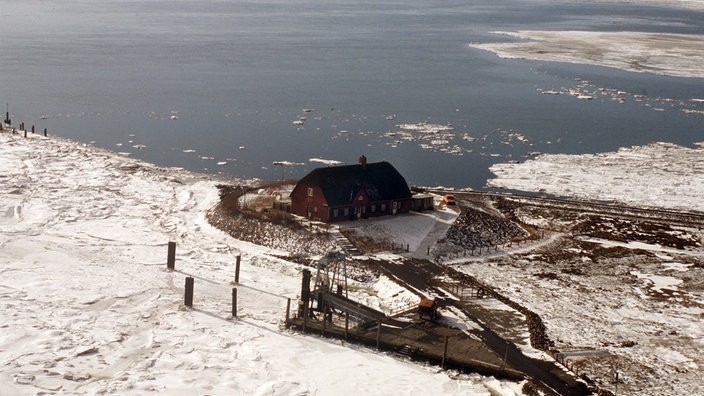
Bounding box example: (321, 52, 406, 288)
(297, 251, 408, 329)
(313, 251, 348, 298)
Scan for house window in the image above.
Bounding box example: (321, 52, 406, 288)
(358, 195, 364, 201)
(370, 205, 376, 213)
(343, 208, 349, 216)
(307, 187, 313, 197)
(333, 209, 339, 218)
(381, 204, 386, 212)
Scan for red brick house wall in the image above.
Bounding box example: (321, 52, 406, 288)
(290, 183, 331, 222)
(290, 157, 412, 223)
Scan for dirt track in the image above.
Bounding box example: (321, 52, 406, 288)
(360, 256, 591, 396)
(438, 191, 703, 395)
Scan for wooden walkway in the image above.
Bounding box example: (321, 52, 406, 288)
(287, 315, 524, 380)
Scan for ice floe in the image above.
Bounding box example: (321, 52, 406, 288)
(470, 30, 704, 78)
(489, 142, 704, 212)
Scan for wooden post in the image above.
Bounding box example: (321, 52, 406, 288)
(442, 335, 449, 369)
(615, 371, 619, 396)
(31, 125, 35, 133)
(43, 128, 47, 137)
(300, 269, 311, 316)
(285, 298, 291, 329)
(376, 320, 382, 350)
(231, 288, 237, 317)
(302, 302, 309, 332)
(321, 306, 327, 336)
(184, 276, 194, 307)
(23, 130, 27, 138)
(235, 254, 241, 284)
(427, 246, 430, 255)
(167, 241, 176, 270)
(344, 312, 349, 341)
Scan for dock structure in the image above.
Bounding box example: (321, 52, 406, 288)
(287, 313, 523, 380)
(288, 255, 524, 380)
(288, 254, 592, 395)
(318, 288, 408, 327)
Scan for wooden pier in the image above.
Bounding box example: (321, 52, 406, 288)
(287, 313, 524, 380)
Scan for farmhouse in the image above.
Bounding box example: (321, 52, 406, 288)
(290, 156, 412, 222)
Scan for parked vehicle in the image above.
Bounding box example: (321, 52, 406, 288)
(417, 298, 438, 321)
(442, 194, 456, 205)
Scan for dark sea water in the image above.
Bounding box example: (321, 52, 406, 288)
(2, 0, 703, 188)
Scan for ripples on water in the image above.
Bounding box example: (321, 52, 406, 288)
(2, 0, 703, 188)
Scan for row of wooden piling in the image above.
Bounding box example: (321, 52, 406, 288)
(181, 275, 240, 317)
(167, 241, 242, 279)
(166, 241, 524, 380)
(2, 119, 48, 137)
(167, 241, 242, 317)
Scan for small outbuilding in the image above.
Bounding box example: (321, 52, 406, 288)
(410, 193, 434, 212)
(290, 156, 412, 222)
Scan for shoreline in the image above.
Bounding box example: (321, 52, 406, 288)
(2, 125, 513, 395)
(5, 123, 703, 215)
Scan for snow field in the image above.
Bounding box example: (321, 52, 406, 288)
(0, 131, 520, 395)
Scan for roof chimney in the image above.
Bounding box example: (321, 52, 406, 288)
(358, 155, 367, 167)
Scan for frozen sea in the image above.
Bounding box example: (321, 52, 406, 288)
(2, 0, 703, 188)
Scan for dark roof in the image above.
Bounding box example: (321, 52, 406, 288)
(297, 161, 411, 206)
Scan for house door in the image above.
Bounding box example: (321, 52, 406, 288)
(392, 201, 398, 215)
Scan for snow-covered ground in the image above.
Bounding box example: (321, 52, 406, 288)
(453, 231, 704, 395)
(0, 129, 523, 395)
(488, 142, 704, 212)
(3, 127, 702, 395)
(478, 138, 704, 394)
(339, 201, 459, 260)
